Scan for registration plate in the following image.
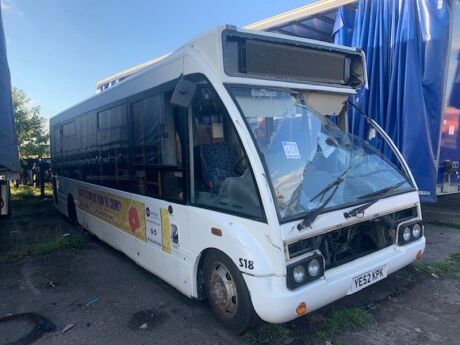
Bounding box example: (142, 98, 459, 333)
(350, 266, 387, 294)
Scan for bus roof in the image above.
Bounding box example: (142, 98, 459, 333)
(52, 25, 364, 125)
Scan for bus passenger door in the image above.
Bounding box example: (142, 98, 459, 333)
(129, 89, 192, 293)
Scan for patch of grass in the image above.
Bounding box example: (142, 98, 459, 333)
(244, 324, 290, 345)
(450, 251, 460, 263)
(317, 307, 373, 340)
(10, 184, 53, 201)
(0, 236, 87, 263)
(424, 220, 460, 230)
(28, 236, 87, 256)
(413, 255, 459, 278)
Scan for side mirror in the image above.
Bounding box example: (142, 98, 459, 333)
(170, 74, 197, 108)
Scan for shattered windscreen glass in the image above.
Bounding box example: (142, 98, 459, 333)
(230, 87, 414, 220)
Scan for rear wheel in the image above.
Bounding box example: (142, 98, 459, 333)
(0, 182, 11, 218)
(204, 250, 258, 334)
(67, 195, 78, 226)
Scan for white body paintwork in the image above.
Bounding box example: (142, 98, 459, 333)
(51, 26, 425, 323)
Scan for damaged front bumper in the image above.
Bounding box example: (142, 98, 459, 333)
(243, 237, 425, 324)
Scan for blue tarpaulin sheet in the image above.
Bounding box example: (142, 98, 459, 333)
(333, 0, 452, 201)
(0, 6, 20, 174)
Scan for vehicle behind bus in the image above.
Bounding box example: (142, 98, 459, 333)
(0, 5, 20, 217)
(50, 26, 425, 333)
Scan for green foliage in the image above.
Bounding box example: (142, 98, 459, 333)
(244, 324, 290, 345)
(0, 236, 87, 263)
(450, 251, 460, 263)
(13, 87, 49, 158)
(28, 236, 87, 256)
(10, 183, 53, 201)
(413, 260, 457, 278)
(317, 307, 373, 340)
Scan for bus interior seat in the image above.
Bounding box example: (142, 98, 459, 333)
(199, 143, 239, 193)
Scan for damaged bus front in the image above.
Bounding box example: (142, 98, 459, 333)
(221, 28, 425, 325)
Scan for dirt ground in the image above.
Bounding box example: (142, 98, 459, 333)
(0, 186, 459, 345)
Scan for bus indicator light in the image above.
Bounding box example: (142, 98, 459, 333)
(211, 227, 222, 237)
(296, 302, 307, 316)
(416, 250, 424, 260)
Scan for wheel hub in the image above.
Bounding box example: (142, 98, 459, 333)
(209, 262, 238, 318)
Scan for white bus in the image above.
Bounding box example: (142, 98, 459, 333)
(50, 26, 425, 333)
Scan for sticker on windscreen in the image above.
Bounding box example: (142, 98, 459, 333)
(282, 141, 300, 159)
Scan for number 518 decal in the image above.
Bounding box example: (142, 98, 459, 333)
(239, 258, 254, 270)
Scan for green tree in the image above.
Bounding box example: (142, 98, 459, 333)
(12, 87, 49, 158)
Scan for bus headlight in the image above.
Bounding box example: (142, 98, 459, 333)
(287, 254, 324, 290)
(398, 222, 423, 245)
(402, 227, 412, 242)
(292, 265, 307, 284)
(412, 223, 422, 239)
(307, 258, 321, 277)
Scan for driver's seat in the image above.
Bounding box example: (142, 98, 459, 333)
(200, 143, 239, 193)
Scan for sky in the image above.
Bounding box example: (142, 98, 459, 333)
(1, 0, 312, 120)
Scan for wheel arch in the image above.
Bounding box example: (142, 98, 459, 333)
(194, 247, 219, 300)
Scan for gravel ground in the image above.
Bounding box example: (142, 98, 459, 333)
(0, 188, 459, 345)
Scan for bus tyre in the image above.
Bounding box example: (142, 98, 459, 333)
(0, 183, 11, 218)
(67, 195, 78, 226)
(204, 250, 257, 334)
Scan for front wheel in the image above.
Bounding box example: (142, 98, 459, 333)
(204, 250, 258, 334)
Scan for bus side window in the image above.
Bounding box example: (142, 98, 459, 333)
(190, 79, 264, 220)
(93, 104, 130, 191)
(130, 92, 185, 202)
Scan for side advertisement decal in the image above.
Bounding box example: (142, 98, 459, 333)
(145, 205, 172, 254)
(160, 208, 172, 254)
(78, 187, 146, 241)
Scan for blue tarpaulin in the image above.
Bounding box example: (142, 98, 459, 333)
(333, 0, 452, 201)
(0, 6, 20, 174)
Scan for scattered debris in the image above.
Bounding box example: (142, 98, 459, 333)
(61, 323, 75, 333)
(325, 341, 332, 345)
(415, 327, 422, 333)
(86, 297, 100, 306)
(0, 312, 56, 344)
(128, 309, 168, 331)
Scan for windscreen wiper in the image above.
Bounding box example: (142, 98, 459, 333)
(343, 180, 407, 219)
(297, 166, 352, 231)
